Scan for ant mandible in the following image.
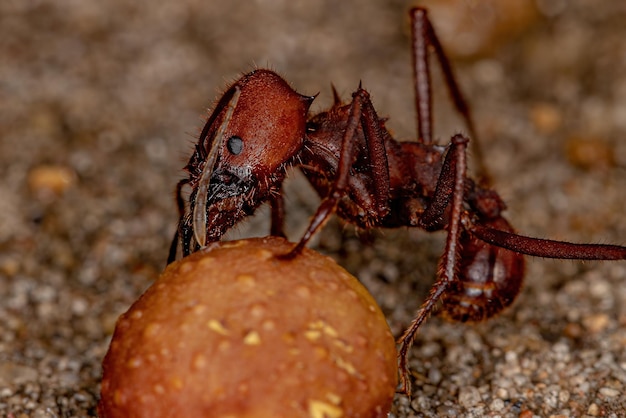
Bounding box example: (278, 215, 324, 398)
(168, 8, 626, 394)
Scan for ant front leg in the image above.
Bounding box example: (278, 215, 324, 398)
(269, 188, 287, 238)
(410, 7, 489, 184)
(167, 178, 190, 264)
(282, 88, 391, 258)
(397, 133, 470, 395)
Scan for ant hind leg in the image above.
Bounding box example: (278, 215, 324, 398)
(410, 7, 491, 185)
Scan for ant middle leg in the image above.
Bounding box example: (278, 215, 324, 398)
(397, 134, 470, 395)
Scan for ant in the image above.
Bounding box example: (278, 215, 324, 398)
(169, 8, 626, 394)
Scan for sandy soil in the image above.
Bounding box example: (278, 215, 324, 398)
(1, 0, 625, 416)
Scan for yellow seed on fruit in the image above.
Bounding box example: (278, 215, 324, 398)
(243, 330, 261, 345)
(207, 319, 229, 336)
(308, 400, 343, 418)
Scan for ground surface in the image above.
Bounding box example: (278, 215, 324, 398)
(1, 0, 625, 417)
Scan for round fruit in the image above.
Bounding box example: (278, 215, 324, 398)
(99, 236, 397, 418)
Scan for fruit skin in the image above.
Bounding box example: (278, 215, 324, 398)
(98, 236, 397, 418)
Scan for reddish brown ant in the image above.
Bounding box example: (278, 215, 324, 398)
(169, 8, 626, 394)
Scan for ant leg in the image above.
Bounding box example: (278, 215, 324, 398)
(167, 231, 179, 265)
(180, 212, 196, 258)
(410, 7, 490, 184)
(417, 139, 467, 232)
(173, 214, 195, 260)
(282, 88, 391, 258)
(411, 7, 433, 145)
(397, 134, 469, 395)
(167, 232, 179, 265)
(469, 223, 626, 260)
(167, 178, 190, 264)
(270, 190, 287, 238)
(358, 89, 391, 216)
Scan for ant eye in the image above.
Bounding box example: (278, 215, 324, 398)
(226, 135, 243, 155)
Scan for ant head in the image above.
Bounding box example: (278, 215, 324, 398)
(217, 69, 314, 177)
(190, 70, 314, 245)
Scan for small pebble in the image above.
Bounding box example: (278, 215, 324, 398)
(489, 397, 505, 412)
(598, 387, 620, 398)
(530, 102, 563, 134)
(587, 403, 600, 416)
(495, 387, 509, 399)
(583, 313, 610, 334)
(458, 386, 481, 408)
(436, 404, 459, 417)
(565, 137, 615, 170)
(0, 362, 38, 386)
(428, 367, 442, 384)
(27, 165, 77, 199)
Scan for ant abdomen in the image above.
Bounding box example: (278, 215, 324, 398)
(441, 217, 525, 323)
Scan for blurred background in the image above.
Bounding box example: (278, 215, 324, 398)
(1, 0, 625, 416)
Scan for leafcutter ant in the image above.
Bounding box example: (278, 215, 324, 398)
(169, 7, 626, 394)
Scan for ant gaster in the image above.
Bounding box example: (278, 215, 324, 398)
(169, 8, 626, 394)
